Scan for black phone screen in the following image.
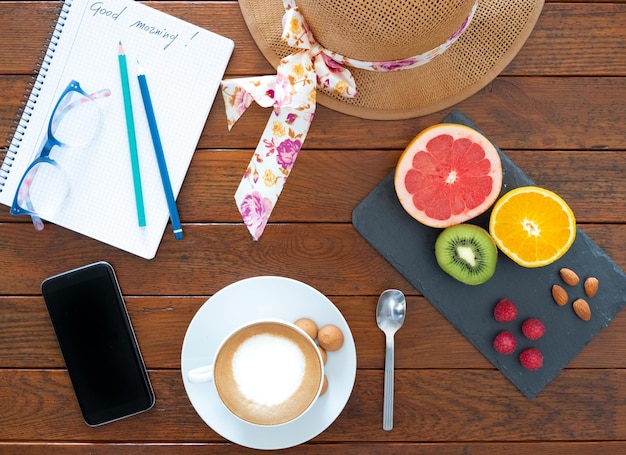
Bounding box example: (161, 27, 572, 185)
(41, 262, 154, 426)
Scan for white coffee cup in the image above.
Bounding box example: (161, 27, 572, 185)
(187, 319, 324, 426)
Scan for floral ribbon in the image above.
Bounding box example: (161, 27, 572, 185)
(222, 0, 478, 240)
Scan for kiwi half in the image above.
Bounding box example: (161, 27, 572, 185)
(435, 224, 497, 285)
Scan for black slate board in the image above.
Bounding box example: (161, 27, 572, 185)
(352, 110, 626, 399)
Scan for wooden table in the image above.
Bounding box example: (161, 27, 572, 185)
(2, 0, 626, 453)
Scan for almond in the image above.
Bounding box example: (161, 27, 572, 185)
(584, 277, 599, 298)
(551, 284, 569, 306)
(573, 298, 591, 321)
(560, 268, 580, 286)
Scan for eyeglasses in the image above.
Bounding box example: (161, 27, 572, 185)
(10, 80, 110, 230)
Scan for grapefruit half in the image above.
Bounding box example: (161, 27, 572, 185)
(394, 123, 503, 228)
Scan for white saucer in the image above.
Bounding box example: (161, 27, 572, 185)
(181, 276, 357, 450)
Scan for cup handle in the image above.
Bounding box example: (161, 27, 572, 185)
(187, 365, 214, 384)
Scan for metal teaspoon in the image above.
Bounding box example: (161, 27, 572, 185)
(376, 289, 406, 431)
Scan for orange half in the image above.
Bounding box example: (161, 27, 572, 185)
(488, 186, 576, 268)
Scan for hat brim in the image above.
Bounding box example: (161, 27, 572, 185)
(239, 0, 545, 120)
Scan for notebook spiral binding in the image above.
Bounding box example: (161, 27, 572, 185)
(0, 0, 73, 193)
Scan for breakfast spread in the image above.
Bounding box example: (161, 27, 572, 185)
(391, 120, 605, 376)
(352, 110, 626, 399)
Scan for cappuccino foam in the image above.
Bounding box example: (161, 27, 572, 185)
(233, 334, 305, 406)
(213, 322, 322, 426)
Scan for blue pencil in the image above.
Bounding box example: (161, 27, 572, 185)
(136, 62, 183, 240)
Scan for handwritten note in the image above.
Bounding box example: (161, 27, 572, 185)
(89, 1, 186, 50)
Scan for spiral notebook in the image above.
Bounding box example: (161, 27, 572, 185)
(0, 0, 234, 259)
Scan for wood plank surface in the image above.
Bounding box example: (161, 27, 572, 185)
(3, 368, 626, 442)
(1, 0, 625, 453)
(2, 295, 626, 370)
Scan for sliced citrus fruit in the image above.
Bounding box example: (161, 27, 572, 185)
(394, 123, 502, 228)
(488, 186, 576, 268)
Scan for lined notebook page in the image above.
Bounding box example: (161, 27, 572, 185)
(0, 0, 234, 259)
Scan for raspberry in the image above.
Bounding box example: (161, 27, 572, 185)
(519, 348, 543, 370)
(493, 331, 517, 355)
(522, 318, 545, 340)
(494, 298, 518, 323)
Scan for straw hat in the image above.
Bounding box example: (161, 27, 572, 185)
(238, 0, 544, 120)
